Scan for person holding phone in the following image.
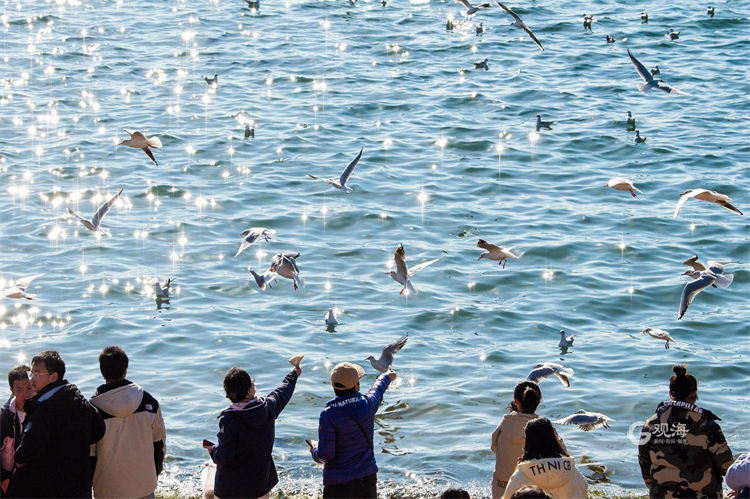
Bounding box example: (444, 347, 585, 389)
(204, 360, 301, 499)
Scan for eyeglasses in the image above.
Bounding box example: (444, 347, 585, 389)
(28, 371, 52, 379)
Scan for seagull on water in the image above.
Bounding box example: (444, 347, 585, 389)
(476, 239, 518, 268)
(455, 0, 490, 17)
(325, 308, 339, 325)
(640, 328, 676, 349)
(269, 252, 304, 290)
(678, 263, 733, 320)
(306, 147, 363, 194)
(495, 1, 544, 51)
(476, 22, 485, 35)
(153, 278, 172, 299)
(235, 227, 275, 258)
(244, 125, 254, 138)
(67, 188, 123, 236)
(627, 49, 688, 95)
(202, 73, 218, 86)
(606, 34, 615, 43)
(650, 65, 660, 76)
(2, 275, 42, 300)
(386, 244, 441, 295)
(666, 29, 680, 40)
(626, 111, 636, 129)
(119, 129, 162, 165)
(558, 330, 574, 348)
(535, 114, 553, 129)
(640, 12, 648, 23)
(555, 410, 613, 431)
(583, 14, 593, 29)
(365, 334, 408, 372)
(526, 363, 573, 387)
(707, 6, 715, 17)
(605, 178, 642, 197)
(673, 189, 743, 218)
(473, 58, 489, 70)
(634, 130, 647, 143)
(248, 266, 276, 290)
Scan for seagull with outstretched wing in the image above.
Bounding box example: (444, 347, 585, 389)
(386, 244, 441, 295)
(674, 188, 742, 218)
(627, 49, 688, 95)
(119, 129, 162, 165)
(366, 335, 408, 372)
(456, 0, 490, 16)
(66, 188, 123, 236)
(495, 1, 544, 51)
(306, 148, 363, 194)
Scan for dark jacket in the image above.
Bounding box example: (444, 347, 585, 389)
(209, 369, 298, 498)
(312, 374, 391, 485)
(0, 397, 24, 486)
(7, 380, 105, 498)
(639, 400, 734, 499)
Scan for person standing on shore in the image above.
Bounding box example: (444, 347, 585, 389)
(309, 362, 396, 499)
(89, 346, 166, 499)
(491, 381, 567, 498)
(205, 361, 301, 499)
(8, 350, 105, 498)
(638, 364, 734, 498)
(0, 366, 35, 495)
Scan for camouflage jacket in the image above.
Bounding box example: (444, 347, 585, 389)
(638, 400, 734, 498)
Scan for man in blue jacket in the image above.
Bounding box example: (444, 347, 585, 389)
(310, 362, 396, 498)
(205, 362, 301, 499)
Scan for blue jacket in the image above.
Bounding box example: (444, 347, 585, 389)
(210, 369, 298, 498)
(312, 374, 391, 485)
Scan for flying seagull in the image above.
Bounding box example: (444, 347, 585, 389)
(476, 239, 518, 268)
(495, 1, 544, 51)
(627, 49, 688, 95)
(2, 274, 43, 300)
(673, 189, 743, 218)
(555, 410, 613, 431)
(386, 244, 441, 295)
(678, 264, 733, 320)
(455, 0, 490, 17)
(526, 363, 573, 387)
(605, 178, 641, 197)
(640, 328, 676, 349)
(67, 188, 123, 235)
(366, 335, 408, 372)
(269, 252, 304, 290)
(235, 228, 275, 258)
(248, 266, 276, 290)
(119, 129, 162, 165)
(306, 148, 363, 194)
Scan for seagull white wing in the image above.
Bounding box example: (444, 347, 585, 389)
(12, 274, 43, 290)
(522, 25, 544, 51)
(66, 207, 89, 224)
(339, 147, 363, 187)
(627, 49, 655, 84)
(673, 189, 706, 218)
(306, 173, 326, 182)
(408, 256, 441, 277)
(678, 273, 714, 319)
(384, 334, 408, 355)
(656, 80, 688, 95)
(147, 136, 162, 148)
(91, 188, 123, 228)
(494, 1, 521, 22)
(456, 0, 474, 10)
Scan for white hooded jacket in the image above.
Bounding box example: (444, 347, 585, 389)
(501, 457, 588, 499)
(90, 380, 166, 499)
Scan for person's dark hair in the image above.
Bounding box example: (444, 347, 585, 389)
(521, 418, 569, 461)
(31, 351, 65, 379)
(7, 365, 30, 388)
(99, 346, 129, 381)
(514, 380, 542, 414)
(440, 488, 470, 499)
(510, 486, 552, 498)
(333, 386, 358, 397)
(223, 367, 253, 403)
(669, 364, 698, 401)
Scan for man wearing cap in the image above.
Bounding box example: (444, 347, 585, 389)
(310, 362, 396, 498)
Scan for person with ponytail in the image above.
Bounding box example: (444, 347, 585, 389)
(638, 364, 734, 498)
(491, 381, 567, 498)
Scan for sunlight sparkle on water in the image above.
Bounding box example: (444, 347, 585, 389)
(528, 131, 540, 143)
(417, 191, 428, 204)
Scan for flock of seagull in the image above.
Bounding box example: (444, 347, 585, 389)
(0, 0, 744, 444)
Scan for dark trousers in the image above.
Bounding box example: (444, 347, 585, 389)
(323, 473, 377, 499)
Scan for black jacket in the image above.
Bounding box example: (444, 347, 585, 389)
(210, 369, 298, 498)
(8, 380, 105, 498)
(0, 396, 24, 487)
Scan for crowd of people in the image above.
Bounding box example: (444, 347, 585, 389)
(0, 350, 747, 499)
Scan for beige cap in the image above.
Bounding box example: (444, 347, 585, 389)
(330, 362, 365, 390)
